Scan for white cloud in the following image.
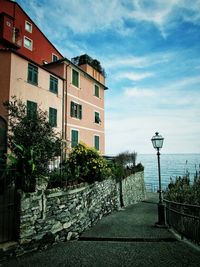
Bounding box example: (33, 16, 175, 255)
(103, 52, 172, 70)
(116, 72, 154, 81)
(105, 111, 200, 155)
(124, 87, 155, 97)
(129, 0, 200, 37)
(21, 0, 200, 39)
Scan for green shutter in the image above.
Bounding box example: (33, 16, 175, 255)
(71, 102, 74, 117)
(78, 105, 82, 119)
(50, 76, 58, 93)
(72, 69, 79, 87)
(28, 63, 38, 85)
(49, 107, 57, 127)
(27, 100, 37, 117)
(95, 112, 100, 123)
(95, 84, 99, 97)
(71, 130, 78, 147)
(94, 136, 100, 150)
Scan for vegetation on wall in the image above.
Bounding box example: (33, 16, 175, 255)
(4, 98, 144, 192)
(4, 96, 62, 192)
(48, 143, 112, 188)
(110, 151, 144, 182)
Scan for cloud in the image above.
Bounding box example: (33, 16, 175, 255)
(116, 72, 154, 81)
(105, 113, 200, 154)
(19, 0, 200, 39)
(103, 53, 172, 70)
(124, 87, 155, 97)
(128, 0, 200, 37)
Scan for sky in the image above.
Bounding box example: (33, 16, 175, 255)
(17, 0, 200, 155)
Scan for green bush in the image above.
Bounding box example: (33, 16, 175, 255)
(164, 174, 200, 205)
(62, 143, 112, 184)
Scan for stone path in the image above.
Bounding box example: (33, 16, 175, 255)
(1, 193, 200, 267)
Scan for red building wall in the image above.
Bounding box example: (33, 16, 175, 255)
(0, 0, 63, 65)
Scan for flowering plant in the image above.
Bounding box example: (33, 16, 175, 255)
(64, 143, 112, 184)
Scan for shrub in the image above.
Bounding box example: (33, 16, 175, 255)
(111, 151, 142, 181)
(164, 174, 200, 205)
(4, 97, 62, 192)
(62, 143, 112, 184)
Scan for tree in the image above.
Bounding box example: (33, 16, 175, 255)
(4, 96, 62, 192)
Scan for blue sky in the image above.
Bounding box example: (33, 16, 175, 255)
(17, 0, 200, 155)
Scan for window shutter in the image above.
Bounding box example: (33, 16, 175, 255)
(72, 69, 79, 87)
(33, 68, 38, 84)
(71, 102, 74, 117)
(72, 130, 78, 147)
(79, 105, 82, 119)
(50, 76, 58, 93)
(27, 100, 37, 117)
(49, 107, 57, 127)
(95, 85, 99, 97)
(94, 136, 100, 150)
(28, 63, 38, 85)
(53, 109, 57, 127)
(95, 112, 100, 123)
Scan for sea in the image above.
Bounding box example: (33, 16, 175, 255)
(137, 154, 200, 191)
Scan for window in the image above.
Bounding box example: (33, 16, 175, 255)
(72, 69, 79, 87)
(94, 135, 100, 151)
(70, 101, 82, 119)
(52, 54, 58, 62)
(27, 100, 37, 118)
(94, 84, 100, 98)
(24, 36, 33, 50)
(71, 129, 79, 148)
(25, 21, 32, 33)
(50, 75, 58, 94)
(49, 107, 57, 127)
(94, 111, 101, 124)
(28, 63, 38, 85)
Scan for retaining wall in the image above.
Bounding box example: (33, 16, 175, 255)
(0, 171, 146, 258)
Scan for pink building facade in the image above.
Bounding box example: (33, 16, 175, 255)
(0, 1, 107, 155)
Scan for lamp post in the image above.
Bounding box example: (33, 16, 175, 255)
(151, 132, 166, 227)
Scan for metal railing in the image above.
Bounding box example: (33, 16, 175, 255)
(164, 199, 200, 245)
(145, 182, 169, 192)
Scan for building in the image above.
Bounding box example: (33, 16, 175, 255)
(0, 0, 63, 64)
(45, 55, 107, 154)
(0, 0, 107, 155)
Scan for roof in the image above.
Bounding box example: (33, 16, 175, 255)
(45, 58, 108, 90)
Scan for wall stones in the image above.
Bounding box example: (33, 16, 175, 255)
(2, 171, 145, 258)
(120, 171, 146, 207)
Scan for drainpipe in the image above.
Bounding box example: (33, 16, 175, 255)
(62, 63, 70, 160)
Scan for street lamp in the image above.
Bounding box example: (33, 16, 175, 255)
(151, 132, 166, 227)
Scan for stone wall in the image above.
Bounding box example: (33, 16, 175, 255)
(0, 171, 146, 258)
(120, 171, 146, 207)
(17, 179, 119, 253)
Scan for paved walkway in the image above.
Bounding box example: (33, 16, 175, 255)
(1, 193, 200, 267)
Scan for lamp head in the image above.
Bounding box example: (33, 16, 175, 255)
(151, 132, 164, 150)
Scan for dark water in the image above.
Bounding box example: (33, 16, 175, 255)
(137, 154, 200, 189)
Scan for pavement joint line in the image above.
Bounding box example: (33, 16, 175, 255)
(79, 237, 178, 243)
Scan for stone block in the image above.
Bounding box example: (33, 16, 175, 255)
(63, 222, 72, 229)
(51, 221, 63, 234)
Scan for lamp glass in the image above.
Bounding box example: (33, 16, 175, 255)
(151, 132, 164, 149)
